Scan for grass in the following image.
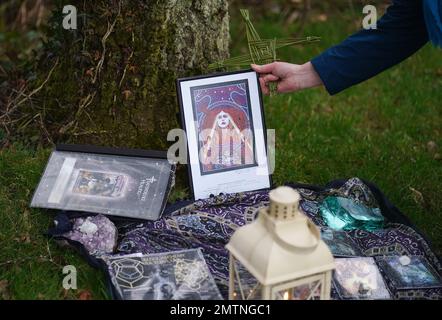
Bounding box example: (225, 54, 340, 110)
(0, 147, 110, 299)
(1, 6, 441, 299)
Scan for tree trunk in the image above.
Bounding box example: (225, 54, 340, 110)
(23, 0, 230, 149)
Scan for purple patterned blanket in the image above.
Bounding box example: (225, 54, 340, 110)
(111, 178, 442, 300)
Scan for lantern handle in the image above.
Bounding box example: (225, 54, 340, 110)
(262, 210, 320, 250)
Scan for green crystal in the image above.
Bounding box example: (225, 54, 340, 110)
(319, 196, 384, 231)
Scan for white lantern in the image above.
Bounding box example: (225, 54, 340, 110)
(226, 186, 335, 300)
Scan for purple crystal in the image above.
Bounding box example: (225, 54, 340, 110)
(63, 215, 118, 255)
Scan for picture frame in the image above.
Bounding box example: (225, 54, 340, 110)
(333, 257, 391, 300)
(177, 69, 272, 200)
(104, 248, 223, 300)
(375, 255, 442, 290)
(31, 144, 176, 220)
(320, 227, 364, 257)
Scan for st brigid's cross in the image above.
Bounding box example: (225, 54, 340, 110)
(209, 9, 320, 95)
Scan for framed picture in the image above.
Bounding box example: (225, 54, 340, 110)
(177, 69, 271, 199)
(333, 257, 391, 300)
(375, 255, 442, 290)
(31, 144, 176, 220)
(104, 249, 222, 300)
(320, 227, 363, 257)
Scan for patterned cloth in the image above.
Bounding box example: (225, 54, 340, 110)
(114, 178, 442, 300)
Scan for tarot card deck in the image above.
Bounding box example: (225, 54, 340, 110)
(333, 257, 391, 300)
(376, 255, 442, 290)
(104, 249, 223, 300)
(321, 227, 363, 257)
(31, 145, 175, 220)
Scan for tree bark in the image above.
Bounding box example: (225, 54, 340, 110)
(24, 0, 230, 148)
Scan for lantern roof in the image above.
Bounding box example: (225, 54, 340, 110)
(226, 187, 335, 285)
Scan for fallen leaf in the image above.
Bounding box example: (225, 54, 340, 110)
(62, 288, 69, 299)
(409, 187, 424, 206)
(122, 90, 132, 100)
(78, 290, 93, 300)
(20, 234, 31, 243)
(323, 105, 333, 114)
(85, 68, 94, 77)
(0, 280, 12, 300)
(316, 14, 328, 22)
(426, 141, 437, 153)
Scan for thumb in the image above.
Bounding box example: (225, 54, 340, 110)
(251, 62, 276, 74)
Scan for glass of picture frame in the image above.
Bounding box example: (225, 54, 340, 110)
(176, 69, 271, 200)
(376, 255, 442, 290)
(320, 227, 364, 257)
(333, 257, 391, 300)
(104, 248, 223, 300)
(31, 144, 176, 220)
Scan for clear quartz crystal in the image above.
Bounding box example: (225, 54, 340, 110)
(79, 218, 98, 236)
(399, 255, 411, 266)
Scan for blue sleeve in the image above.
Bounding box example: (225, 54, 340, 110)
(310, 0, 429, 95)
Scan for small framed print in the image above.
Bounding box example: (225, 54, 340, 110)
(320, 227, 363, 257)
(333, 257, 391, 300)
(177, 69, 271, 199)
(104, 249, 223, 300)
(31, 144, 176, 220)
(375, 255, 442, 290)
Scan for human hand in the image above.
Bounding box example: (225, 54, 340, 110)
(251, 61, 323, 95)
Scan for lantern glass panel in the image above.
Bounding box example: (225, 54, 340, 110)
(270, 274, 326, 300)
(231, 258, 262, 300)
(274, 280, 323, 300)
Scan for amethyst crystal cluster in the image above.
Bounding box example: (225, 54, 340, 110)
(63, 215, 118, 256)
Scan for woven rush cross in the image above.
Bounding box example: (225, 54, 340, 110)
(209, 9, 320, 94)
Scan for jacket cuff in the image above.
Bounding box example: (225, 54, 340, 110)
(310, 54, 342, 96)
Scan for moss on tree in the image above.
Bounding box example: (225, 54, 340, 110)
(15, 0, 230, 149)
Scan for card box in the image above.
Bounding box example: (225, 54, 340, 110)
(31, 144, 175, 220)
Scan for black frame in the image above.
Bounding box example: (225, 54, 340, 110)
(56, 143, 168, 159)
(176, 69, 272, 199)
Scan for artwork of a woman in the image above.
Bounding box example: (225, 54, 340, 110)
(200, 109, 254, 172)
(192, 81, 256, 174)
